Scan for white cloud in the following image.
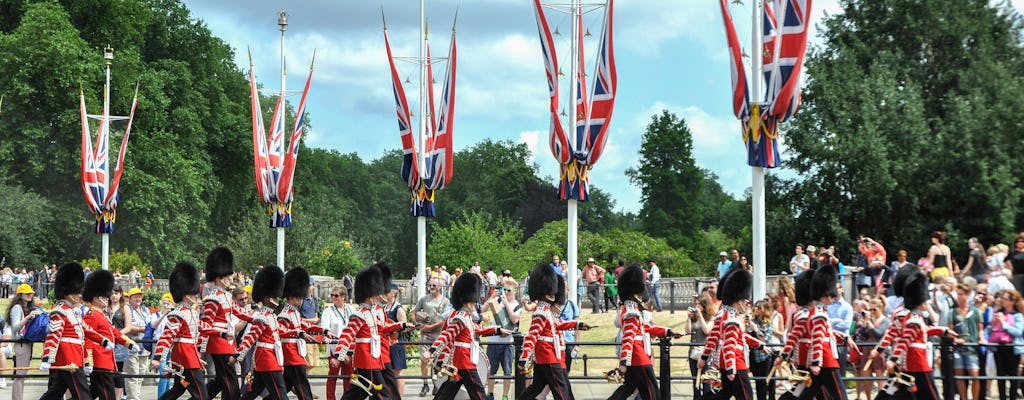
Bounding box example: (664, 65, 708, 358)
(516, 130, 541, 162)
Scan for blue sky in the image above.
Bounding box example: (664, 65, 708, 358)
(181, 0, 1024, 214)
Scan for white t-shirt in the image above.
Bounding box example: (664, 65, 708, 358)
(790, 254, 810, 275)
(486, 271, 498, 286)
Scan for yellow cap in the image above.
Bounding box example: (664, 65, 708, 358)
(161, 293, 174, 303)
(244, 285, 252, 294)
(126, 288, 144, 297)
(15, 284, 34, 295)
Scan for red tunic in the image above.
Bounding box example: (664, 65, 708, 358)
(82, 305, 130, 371)
(333, 305, 385, 370)
(200, 286, 252, 355)
(278, 305, 326, 367)
(518, 302, 581, 366)
(373, 306, 393, 364)
(41, 301, 108, 367)
(705, 306, 763, 374)
(153, 304, 204, 370)
(891, 311, 947, 372)
(876, 307, 911, 357)
(780, 307, 810, 367)
(237, 306, 284, 372)
(432, 310, 497, 370)
(807, 304, 841, 368)
(618, 301, 670, 367)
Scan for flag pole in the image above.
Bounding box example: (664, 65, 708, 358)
(416, 0, 428, 300)
(101, 46, 113, 271)
(565, 0, 581, 307)
(751, 0, 766, 300)
(277, 9, 288, 270)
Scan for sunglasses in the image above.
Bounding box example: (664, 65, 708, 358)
(331, 294, 343, 298)
(428, 284, 438, 288)
(502, 288, 515, 292)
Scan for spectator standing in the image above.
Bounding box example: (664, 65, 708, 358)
(384, 284, 408, 396)
(952, 283, 984, 400)
(929, 231, 956, 281)
(410, 278, 449, 396)
(341, 270, 354, 299)
(556, 278, 581, 374)
(647, 259, 663, 312)
(1007, 235, 1024, 294)
(806, 245, 819, 271)
(7, 284, 39, 400)
(934, 277, 958, 328)
(790, 244, 810, 277)
(321, 288, 356, 400)
(686, 295, 716, 394)
(603, 264, 619, 311)
(149, 293, 175, 398)
(716, 252, 732, 279)
(485, 267, 499, 297)
(989, 289, 1024, 400)
(483, 278, 521, 400)
(581, 258, 606, 314)
(123, 287, 150, 400)
(748, 299, 776, 400)
(109, 287, 129, 400)
(300, 278, 321, 370)
(826, 281, 853, 375)
(963, 237, 988, 283)
(854, 297, 890, 400)
(549, 255, 564, 277)
(729, 249, 742, 271)
(0, 268, 11, 297)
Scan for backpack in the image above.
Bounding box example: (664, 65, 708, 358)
(142, 313, 158, 351)
(22, 306, 49, 342)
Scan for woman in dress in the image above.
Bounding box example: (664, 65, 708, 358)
(109, 286, 130, 400)
(384, 284, 408, 396)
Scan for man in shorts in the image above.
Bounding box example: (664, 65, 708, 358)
(484, 278, 521, 400)
(410, 277, 449, 397)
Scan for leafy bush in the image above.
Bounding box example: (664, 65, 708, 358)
(79, 250, 150, 274)
(427, 211, 522, 274)
(306, 238, 365, 277)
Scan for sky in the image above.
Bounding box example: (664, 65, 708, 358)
(180, 0, 1024, 214)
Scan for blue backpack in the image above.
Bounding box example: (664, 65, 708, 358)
(22, 306, 49, 342)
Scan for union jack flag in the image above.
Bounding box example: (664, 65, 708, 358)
(572, 11, 590, 162)
(277, 58, 314, 205)
(384, 26, 420, 191)
(103, 86, 138, 210)
(762, 0, 811, 122)
(424, 29, 457, 191)
(249, 54, 273, 205)
(534, 0, 571, 165)
(79, 87, 138, 234)
(266, 94, 286, 198)
(719, 0, 749, 121)
(581, 0, 616, 167)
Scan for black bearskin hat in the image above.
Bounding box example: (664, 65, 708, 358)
(373, 262, 393, 292)
(901, 270, 930, 310)
(617, 265, 647, 302)
(893, 264, 920, 297)
(527, 264, 558, 302)
(54, 263, 85, 300)
(251, 266, 285, 303)
(283, 267, 311, 299)
(554, 274, 567, 305)
(169, 262, 201, 303)
(810, 264, 839, 300)
(794, 269, 815, 307)
(718, 268, 752, 306)
(353, 265, 387, 304)
(450, 273, 482, 307)
(82, 269, 115, 302)
(204, 247, 234, 282)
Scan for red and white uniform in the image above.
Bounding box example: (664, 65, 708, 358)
(200, 285, 252, 355)
(519, 302, 582, 367)
(702, 305, 763, 375)
(807, 304, 845, 368)
(618, 301, 671, 367)
(82, 305, 131, 371)
(153, 303, 204, 370)
(333, 304, 403, 370)
(891, 311, 947, 373)
(373, 305, 393, 365)
(278, 305, 327, 367)
(41, 301, 108, 367)
(237, 305, 284, 372)
(876, 307, 911, 357)
(432, 310, 497, 370)
(780, 306, 811, 367)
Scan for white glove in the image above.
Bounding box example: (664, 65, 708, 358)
(39, 362, 51, 371)
(103, 340, 115, 351)
(83, 366, 93, 375)
(130, 343, 144, 354)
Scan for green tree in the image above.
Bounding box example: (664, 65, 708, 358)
(0, 182, 55, 267)
(427, 211, 522, 274)
(306, 238, 365, 277)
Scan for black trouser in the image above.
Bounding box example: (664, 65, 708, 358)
(606, 365, 659, 400)
(283, 365, 313, 400)
(243, 371, 288, 400)
(207, 354, 240, 400)
(996, 347, 1019, 400)
(434, 368, 487, 400)
(382, 362, 401, 400)
(716, 370, 754, 400)
(516, 364, 571, 400)
(892, 371, 939, 400)
(90, 369, 117, 400)
(40, 369, 89, 400)
(604, 295, 617, 313)
(587, 283, 603, 313)
(341, 368, 389, 400)
(796, 368, 846, 400)
(160, 368, 209, 400)
(749, 358, 775, 400)
(114, 361, 125, 389)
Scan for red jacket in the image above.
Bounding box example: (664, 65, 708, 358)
(200, 286, 252, 355)
(237, 306, 284, 372)
(278, 305, 326, 366)
(41, 301, 108, 367)
(780, 307, 810, 367)
(618, 301, 670, 367)
(82, 305, 130, 371)
(519, 302, 581, 366)
(702, 306, 763, 374)
(876, 307, 911, 357)
(333, 305, 388, 370)
(373, 306, 393, 364)
(891, 311, 947, 372)
(153, 304, 204, 370)
(807, 304, 843, 368)
(432, 310, 498, 370)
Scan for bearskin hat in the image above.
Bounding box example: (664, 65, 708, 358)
(82, 269, 115, 302)
(169, 262, 200, 303)
(617, 265, 647, 302)
(794, 269, 815, 307)
(901, 270, 930, 310)
(893, 264, 921, 297)
(353, 265, 387, 304)
(373, 262, 393, 292)
(204, 247, 234, 282)
(450, 273, 482, 307)
(54, 262, 85, 300)
(527, 263, 558, 302)
(283, 267, 311, 299)
(554, 274, 567, 305)
(718, 268, 752, 306)
(251, 266, 285, 303)
(810, 264, 839, 300)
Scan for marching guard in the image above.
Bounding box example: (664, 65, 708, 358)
(371, 263, 408, 400)
(237, 265, 289, 400)
(430, 273, 512, 400)
(39, 263, 112, 400)
(606, 265, 682, 400)
(516, 265, 591, 400)
(799, 264, 853, 400)
(151, 262, 209, 400)
(775, 269, 815, 400)
(82, 269, 141, 400)
(887, 267, 955, 400)
(332, 264, 392, 400)
(280, 267, 336, 400)
(201, 247, 251, 400)
(869, 265, 918, 400)
(699, 268, 767, 400)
